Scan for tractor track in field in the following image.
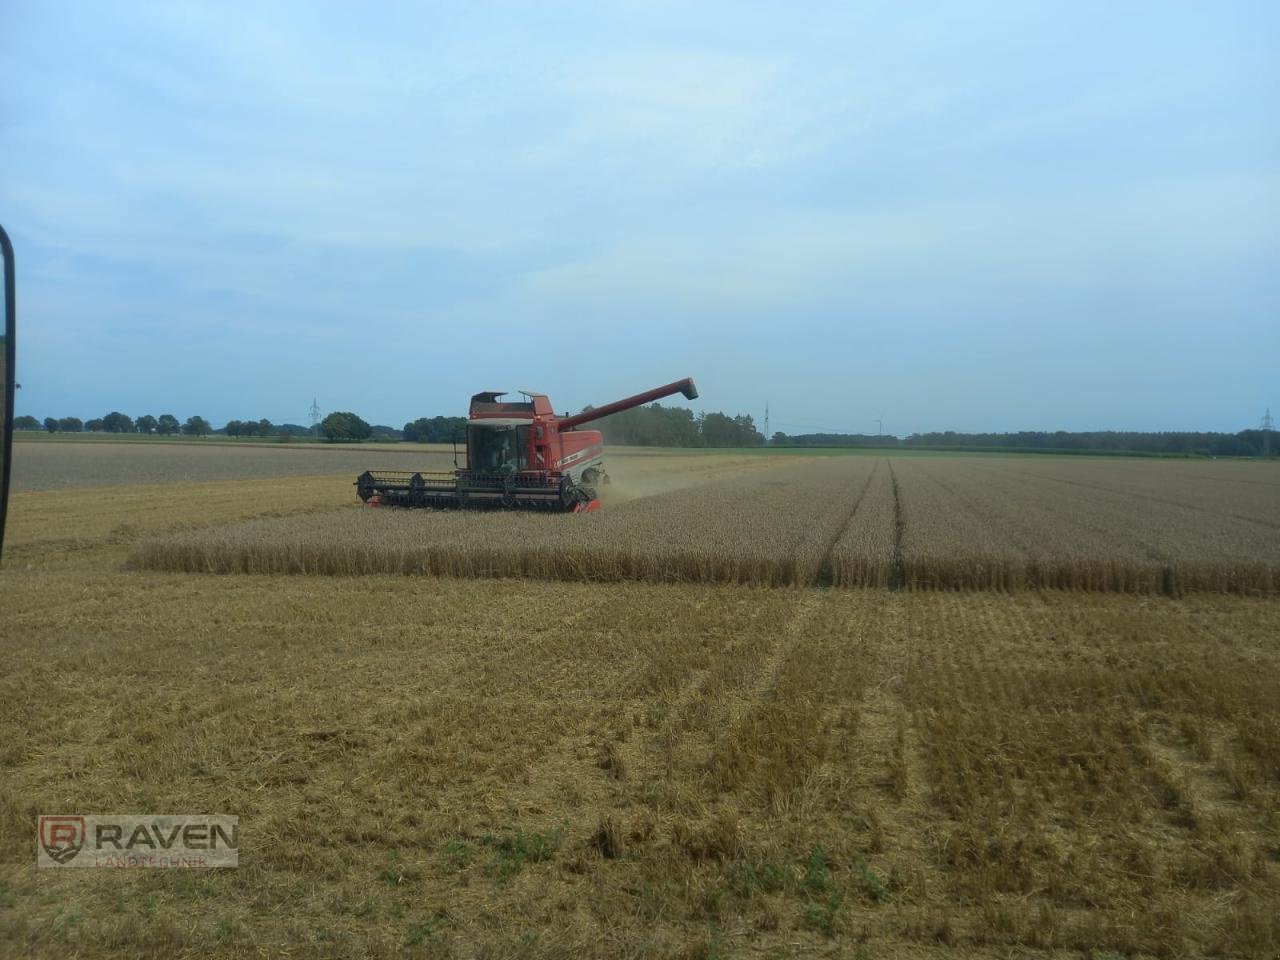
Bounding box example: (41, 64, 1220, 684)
(602, 591, 828, 806)
(814, 459, 881, 587)
(748, 590, 825, 706)
(888, 459, 906, 590)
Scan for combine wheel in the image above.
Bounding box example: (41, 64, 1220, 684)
(559, 477, 579, 509)
(408, 472, 425, 507)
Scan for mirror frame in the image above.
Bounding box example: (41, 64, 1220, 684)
(0, 224, 13, 562)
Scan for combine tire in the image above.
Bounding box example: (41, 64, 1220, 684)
(500, 475, 517, 508)
(558, 478, 598, 510)
(559, 477, 578, 509)
(356, 471, 375, 502)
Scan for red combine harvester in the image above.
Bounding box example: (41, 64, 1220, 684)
(355, 377, 698, 512)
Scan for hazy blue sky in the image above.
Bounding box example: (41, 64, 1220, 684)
(2, 1, 1277, 434)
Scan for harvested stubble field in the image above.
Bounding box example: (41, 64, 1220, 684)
(10, 436, 459, 491)
(2, 442, 1279, 959)
(132, 454, 1280, 596)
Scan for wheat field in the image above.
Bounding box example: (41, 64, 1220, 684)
(2, 443, 1278, 958)
(131, 455, 1280, 595)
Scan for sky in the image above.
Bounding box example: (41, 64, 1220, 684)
(1, 1, 1277, 436)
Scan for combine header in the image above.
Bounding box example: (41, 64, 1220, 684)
(355, 377, 698, 512)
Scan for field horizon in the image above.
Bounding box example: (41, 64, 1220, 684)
(14, 430, 1263, 462)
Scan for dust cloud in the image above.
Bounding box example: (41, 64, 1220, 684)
(595, 451, 791, 506)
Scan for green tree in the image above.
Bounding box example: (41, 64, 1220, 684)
(13, 415, 39, 430)
(156, 414, 180, 435)
(102, 411, 134, 433)
(733, 414, 764, 446)
(699, 411, 763, 447)
(135, 414, 157, 434)
(224, 418, 274, 438)
(403, 416, 467, 442)
(85, 418, 105, 432)
(592, 403, 700, 446)
(58, 417, 83, 432)
(43, 416, 59, 433)
(321, 411, 372, 442)
(182, 415, 211, 437)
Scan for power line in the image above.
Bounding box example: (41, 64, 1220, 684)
(1264, 407, 1274, 458)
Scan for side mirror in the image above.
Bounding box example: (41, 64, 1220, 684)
(0, 225, 14, 563)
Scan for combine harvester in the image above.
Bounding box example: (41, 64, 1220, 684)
(355, 377, 698, 512)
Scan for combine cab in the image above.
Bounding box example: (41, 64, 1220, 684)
(355, 377, 698, 512)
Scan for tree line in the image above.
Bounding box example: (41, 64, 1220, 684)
(16, 411, 387, 441)
(770, 432, 888, 448)
(319, 413, 402, 441)
(403, 415, 468, 443)
(17, 412, 211, 436)
(16, 403, 765, 447)
(18, 409, 1270, 455)
(402, 405, 765, 447)
(771, 429, 1276, 457)
(583, 403, 764, 447)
